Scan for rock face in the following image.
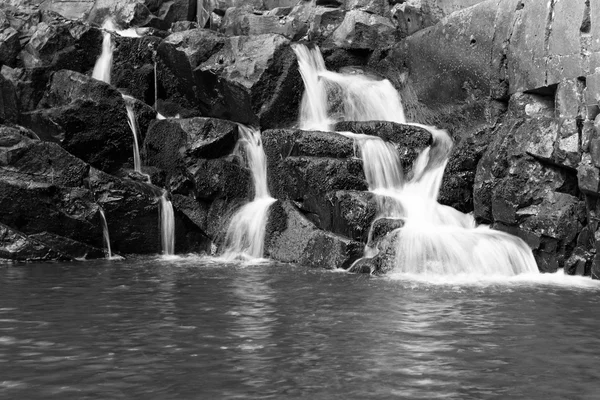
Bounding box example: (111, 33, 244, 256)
(3, 0, 600, 277)
(21, 70, 156, 173)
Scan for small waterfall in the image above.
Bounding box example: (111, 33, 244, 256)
(122, 95, 142, 173)
(160, 192, 175, 256)
(294, 44, 538, 276)
(222, 126, 276, 260)
(92, 19, 115, 84)
(99, 208, 112, 259)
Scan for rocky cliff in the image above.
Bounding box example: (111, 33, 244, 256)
(0, 0, 598, 277)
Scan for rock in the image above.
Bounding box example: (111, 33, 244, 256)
(323, 9, 397, 50)
(367, 217, 404, 246)
(0, 222, 69, 261)
(39, 0, 95, 20)
(0, 27, 20, 67)
(19, 20, 103, 71)
(21, 70, 156, 173)
(269, 155, 367, 202)
(303, 190, 377, 242)
(265, 200, 363, 269)
(220, 6, 299, 39)
(28, 231, 105, 259)
(144, 117, 240, 193)
(579, 155, 600, 196)
(156, 28, 227, 115)
(196, 33, 302, 127)
(0, 74, 18, 123)
(89, 168, 210, 254)
(87, 0, 150, 26)
(190, 157, 252, 200)
(263, 128, 355, 159)
(111, 34, 162, 105)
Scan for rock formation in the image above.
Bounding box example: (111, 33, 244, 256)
(1, 0, 598, 278)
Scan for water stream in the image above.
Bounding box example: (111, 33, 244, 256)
(293, 44, 538, 276)
(222, 126, 276, 260)
(98, 208, 112, 259)
(122, 95, 142, 173)
(160, 192, 175, 256)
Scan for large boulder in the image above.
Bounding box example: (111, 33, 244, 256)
(0, 129, 102, 247)
(0, 222, 69, 261)
(194, 33, 302, 127)
(265, 200, 363, 269)
(21, 70, 156, 173)
(156, 28, 226, 116)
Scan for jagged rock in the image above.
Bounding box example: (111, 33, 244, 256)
(19, 20, 103, 71)
(220, 6, 299, 38)
(28, 231, 105, 259)
(0, 27, 20, 67)
(156, 28, 227, 116)
(89, 167, 209, 254)
(87, 0, 150, 26)
(367, 217, 403, 246)
(0, 74, 18, 123)
(0, 222, 69, 261)
(303, 190, 377, 241)
(439, 126, 492, 213)
(39, 0, 95, 20)
(21, 70, 156, 173)
(323, 9, 396, 50)
(308, 7, 345, 42)
(474, 118, 585, 270)
(263, 128, 355, 159)
(344, 0, 390, 16)
(196, 33, 302, 127)
(112, 34, 162, 105)
(1, 66, 48, 113)
(0, 132, 102, 247)
(144, 117, 241, 193)
(191, 157, 252, 200)
(265, 200, 363, 269)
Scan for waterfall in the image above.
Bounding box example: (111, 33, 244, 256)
(122, 95, 142, 173)
(92, 19, 115, 84)
(99, 208, 113, 259)
(160, 192, 175, 256)
(294, 44, 538, 276)
(222, 126, 276, 260)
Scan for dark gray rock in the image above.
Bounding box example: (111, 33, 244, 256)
(265, 200, 363, 269)
(21, 70, 156, 173)
(0, 222, 69, 262)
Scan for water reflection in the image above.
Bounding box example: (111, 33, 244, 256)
(1, 259, 600, 399)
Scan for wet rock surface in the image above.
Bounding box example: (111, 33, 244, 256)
(2, 0, 600, 274)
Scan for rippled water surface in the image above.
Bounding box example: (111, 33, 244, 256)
(1, 257, 600, 399)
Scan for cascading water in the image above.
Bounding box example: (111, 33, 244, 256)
(293, 44, 538, 277)
(222, 126, 276, 260)
(160, 192, 175, 256)
(122, 95, 142, 173)
(92, 19, 115, 84)
(99, 208, 113, 259)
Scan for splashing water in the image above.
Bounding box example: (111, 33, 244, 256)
(222, 126, 276, 260)
(160, 192, 175, 256)
(294, 44, 538, 276)
(99, 208, 112, 259)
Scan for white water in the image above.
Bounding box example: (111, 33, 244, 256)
(160, 192, 175, 256)
(92, 20, 114, 84)
(122, 95, 142, 173)
(222, 126, 276, 260)
(99, 208, 112, 259)
(293, 44, 538, 277)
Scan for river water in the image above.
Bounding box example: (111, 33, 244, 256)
(1, 257, 599, 399)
